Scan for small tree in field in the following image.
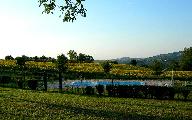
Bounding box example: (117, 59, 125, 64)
(67, 50, 78, 61)
(15, 57, 26, 67)
(150, 60, 163, 76)
(130, 59, 137, 66)
(5, 55, 14, 60)
(15, 57, 26, 88)
(101, 61, 113, 83)
(56, 54, 68, 93)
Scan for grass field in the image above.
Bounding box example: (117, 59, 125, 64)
(0, 87, 192, 120)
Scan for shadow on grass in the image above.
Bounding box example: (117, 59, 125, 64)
(60, 91, 192, 102)
(0, 90, 190, 120)
(0, 84, 17, 89)
(15, 97, 179, 120)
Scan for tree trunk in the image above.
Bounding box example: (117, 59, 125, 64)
(43, 72, 47, 91)
(59, 72, 62, 93)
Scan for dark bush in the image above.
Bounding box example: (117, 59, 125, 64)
(146, 86, 176, 100)
(96, 84, 104, 96)
(117, 85, 131, 97)
(85, 86, 94, 95)
(106, 85, 176, 99)
(182, 89, 190, 100)
(0, 76, 11, 84)
(106, 85, 114, 96)
(117, 85, 126, 97)
(133, 85, 145, 98)
(116, 85, 145, 98)
(28, 80, 38, 90)
(17, 80, 23, 89)
(142, 86, 149, 98)
(168, 87, 176, 100)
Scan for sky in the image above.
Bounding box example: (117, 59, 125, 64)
(0, 0, 191, 60)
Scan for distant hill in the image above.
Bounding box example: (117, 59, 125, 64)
(113, 51, 182, 67)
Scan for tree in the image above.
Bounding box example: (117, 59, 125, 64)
(67, 50, 77, 61)
(84, 55, 94, 63)
(130, 59, 137, 66)
(110, 60, 118, 64)
(21, 55, 29, 61)
(101, 61, 113, 79)
(56, 54, 68, 92)
(77, 53, 86, 62)
(77, 53, 94, 63)
(15, 57, 26, 67)
(101, 61, 112, 74)
(38, 0, 87, 22)
(5, 55, 14, 60)
(34, 56, 39, 62)
(180, 47, 192, 71)
(15, 56, 26, 89)
(150, 60, 163, 76)
(169, 60, 180, 71)
(40, 55, 47, 62)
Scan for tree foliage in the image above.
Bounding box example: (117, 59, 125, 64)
(5, 55, 14, 60)
(38, 0, 86, 22)
(130, 59, 137, 66)
(169, 60, 180, 71)
(180, 47, 192, 71)
(56, 54, 68, 93)
(67, 50, 78, 60)
(77, 53, 94, 63)
(101, 61, 113, 74)
(150, 60, 163, 76)
(56, 54, 68, 72)
(67, 50, 94, 63)
(14, 55, 56, 63)
(15, 57, 26, 67)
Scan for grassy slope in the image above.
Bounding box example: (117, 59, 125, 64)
(0, 87, 192, 120)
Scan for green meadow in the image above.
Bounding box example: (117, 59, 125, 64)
(0, 87, 191, 120)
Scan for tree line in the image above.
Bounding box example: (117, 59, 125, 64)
(4, 50, 94, 63)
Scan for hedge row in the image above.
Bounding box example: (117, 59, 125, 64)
(93, 85, 190, 100)
(0, 76, 39, 90)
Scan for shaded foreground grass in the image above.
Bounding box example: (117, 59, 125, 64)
(0, 87, 192, 120)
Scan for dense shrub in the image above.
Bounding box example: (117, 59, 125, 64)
(153, 86, 175, 99)
(116, 85, 127, 97)
(141, 86, 176, 100)
(17, 80, 23, 89)
(96, 84, 104, 96)
(106, 85, 176, 99)
(106, 85, 114, 96)
(182, 89, 191, 100)
(0, 76, 11, 84)
(28, 80, 38, 90)
(85, 86, 94, 95)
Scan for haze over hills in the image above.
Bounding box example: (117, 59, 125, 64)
(113, 51, 182, 67)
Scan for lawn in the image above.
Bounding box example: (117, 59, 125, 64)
(0, 87, 192, 120)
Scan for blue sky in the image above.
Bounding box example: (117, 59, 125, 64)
(0, 0, 191, 60)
